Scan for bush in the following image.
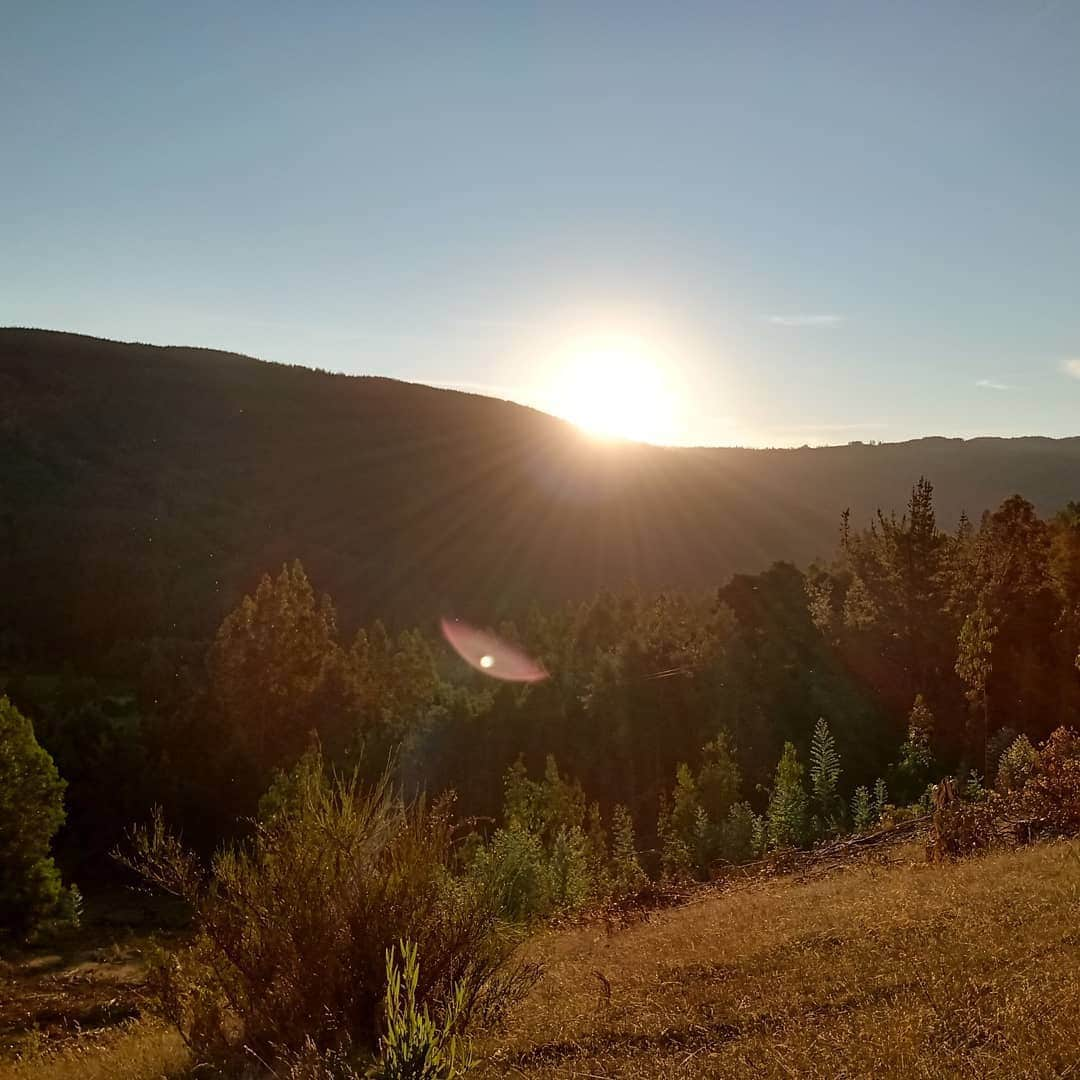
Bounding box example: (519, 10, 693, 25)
(850, 786, 873, 832)
(766, 743, 809, 850)
(1018, 727, 1080, 835)
(0, 695, 78, 940)
(547, 826, 594, 912)
(469, 820, 553, 921)
(608, 804, 647, 896)
(370, 940, 472, 1080)
(809, 718, 843, 836)
(718, 801, 758, 864)
(118, 750, 537, 1071)
(996, 734, 1038, 794)
(658, 765, 703, 879)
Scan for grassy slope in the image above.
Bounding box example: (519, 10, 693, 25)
(2, 841, 1077, 1079)
(479, 840, 1080, 1079)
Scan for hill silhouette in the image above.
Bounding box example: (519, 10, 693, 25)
(3, 328, 1079, 663)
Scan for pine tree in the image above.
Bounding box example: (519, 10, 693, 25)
(0, 696, 76, 937)
(872, 777, 889, 822)
(766, 743, 809, 850)
(696, 731, 741, 822)
(897, 694, 935, 799)
(659, 764, 702, 878)
(850, 786, 873, 831)
(208, 560, 341, 797)
(609, 804, 647, 896)
(719, 801, 758, 864)
(809, 718, 842, 833)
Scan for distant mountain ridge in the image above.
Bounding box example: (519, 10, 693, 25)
(3, 328, 1079, 663)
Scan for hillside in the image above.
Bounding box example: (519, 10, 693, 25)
(3, 328, 1080, 663)
(475, 839, 1080, 1079)
(4, 839, 1077, 1079)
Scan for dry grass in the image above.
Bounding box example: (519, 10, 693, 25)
(475, 840, 1080, 1079)
(0, 1023, 186, 1080)
(3, 840, 1078, 1078)
(0, 897, 190, 1080)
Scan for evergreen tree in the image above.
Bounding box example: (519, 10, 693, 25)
(850, 786, 873, 831)
(809, 717, 842, 834)
(719, 801, 758, 864)
(872, 777, 889, 822)
(659, 764, 701, 878)
(896, 694, 935, 799)
(207, 561, 341, 799)
(697, 731, 741, 823)
(608, 804, 647, 896)
(766, 743, 809, 850)
(0, 696, 75, 937)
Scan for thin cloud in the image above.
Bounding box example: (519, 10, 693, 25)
(768, 314, 845, 328)
(1063, 359, 1080, 380)
(976, 378, 1012, 391)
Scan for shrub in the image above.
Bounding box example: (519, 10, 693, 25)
(926, 792, 1001, 861)
(118, 750, 536, 1071)
(658, 787, 694, 880)
(896, 695, 935, 799)
(546, 826, 594, 911)
(766, 743, 809, 850)
(809, 718, 843, 835)
(873, 778, 889, 822)
(369, 940, 472, 1080)
(608, 804, 647, 896)
(697, 732, 741, 822)
(0, 695, 78, 940)
(850, 785, 874, 832)
(1018, 727, 1080, 835)
(719, 801, 758, 864)
(470, 820, 552, 921)
(986, 725, 1019, 787)
(996, 734, 1038, 794)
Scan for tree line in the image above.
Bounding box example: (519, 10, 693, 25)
(3, 478, 1080, 935)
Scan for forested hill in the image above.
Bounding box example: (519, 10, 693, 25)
(3, 327, 1080, 663)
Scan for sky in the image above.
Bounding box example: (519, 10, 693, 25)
(2, 1, 1078, 447)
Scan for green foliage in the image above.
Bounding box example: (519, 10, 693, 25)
(766, 743, 809, 850)
(660, 764, 702, 878)
(471, 757, 597, 919)
(851, 786, 874, 832)
(697, 732, 741, 823)
(986, 726, 1019, 786)
(207, 560, 341, 803)
(369, 940, 472, 1080)
(996, 735, 1038, 794)
(547, 826, 594, 912)
(0, 695, 77, 939)
(719, 801, 759, 864)
(896, 695, 935, 799)
(608, 804, 647, 896)
(468, 820, 551, 922)
(872, 777, 889, 822)
(258, 738, 325, 820)
(118, 749, 535, 1071)
(962, 771, 987, 803)
(809, 717, 843, 834)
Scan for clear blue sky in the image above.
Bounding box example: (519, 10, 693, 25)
(3, 1, 1078, 446)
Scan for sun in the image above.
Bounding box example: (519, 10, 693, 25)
(546, 337, 679, 444)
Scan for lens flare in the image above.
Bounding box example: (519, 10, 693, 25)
(440, 618, 548, 682)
